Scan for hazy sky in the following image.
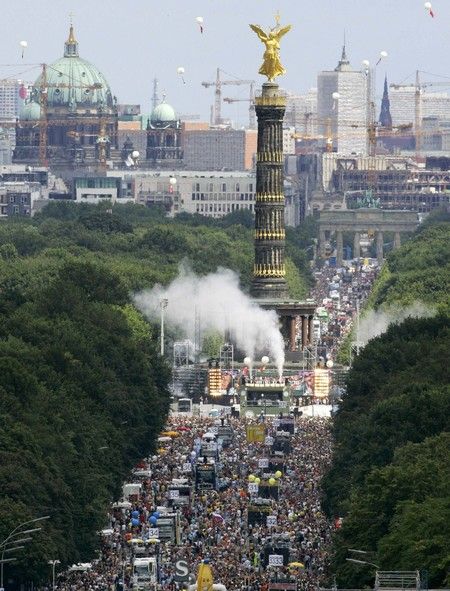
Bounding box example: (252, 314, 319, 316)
(2, 0, 450, 125)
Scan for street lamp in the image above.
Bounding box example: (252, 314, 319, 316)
(160, 298, 168, 357)
(48, 559, 61, 591)
(346, 558, 380, 569)
(0, 516, 49, 589)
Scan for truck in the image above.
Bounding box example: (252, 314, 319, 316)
(132, 557, 157, 590)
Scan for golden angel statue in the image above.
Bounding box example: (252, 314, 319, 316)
(250, 21, 292, 82)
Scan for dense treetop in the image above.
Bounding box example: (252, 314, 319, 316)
(324, 211, 450, 588)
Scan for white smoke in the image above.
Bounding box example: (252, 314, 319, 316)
(134, 266, 285, 376)
(356, 301, 436, 347)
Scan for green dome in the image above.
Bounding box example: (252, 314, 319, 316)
(31, 26, 113, 111)
(150, 101, 176, 125)
(20, 101, 41, 120)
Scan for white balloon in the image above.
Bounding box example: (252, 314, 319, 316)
(424, 1, 432, 9)
(379, 50, 388, 58)
(243, 357, 252, 366)
(261, 356, 269, 365)
(196, 16, 204, 24)
(177, 67, 185, 75)
(362, 59, 370, 68)
(169, 177, 177, 185)
(20, 40, 28, 48)
(332, 92, 340, 100)
(131, 150, 140, 159)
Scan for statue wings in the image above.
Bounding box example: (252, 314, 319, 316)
(250, 24, 269, 42)
(275, 25, 292, 40)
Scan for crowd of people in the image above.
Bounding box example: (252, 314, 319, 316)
(54, 416, 333, 591)
(51, 260, 380, 591)
(310, 261, 379, 362)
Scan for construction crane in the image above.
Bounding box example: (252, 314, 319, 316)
(390, 70, 450, 158)
(223, 82, 256, 129)
(202, 68, 254, 126)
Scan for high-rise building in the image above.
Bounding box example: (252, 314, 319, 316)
(389, 86, 450, 127)
(284, 88, 318, 134)
(317, 45, 369, 155)
(0, 79, 21, 119)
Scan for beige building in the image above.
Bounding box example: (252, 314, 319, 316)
(129, 170, 256, 218)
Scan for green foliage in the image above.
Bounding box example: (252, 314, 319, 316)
(0, 201, 313, 583)
(325, 215, 450, 588)
(202, 329, 224, 358)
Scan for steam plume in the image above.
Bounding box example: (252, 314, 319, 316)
(356, 302, 436, 346)
(134, 266, 285, 375)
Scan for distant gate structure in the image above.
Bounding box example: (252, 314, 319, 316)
(318, 208, 419, 265)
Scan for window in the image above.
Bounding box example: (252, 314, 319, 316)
(236, 183, 240, 192)
(249, 183, 253, 192)
(9, 195, 15, 203)
(222, 183, 227, 192)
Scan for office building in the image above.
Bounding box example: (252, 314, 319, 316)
(317, 45, 369, 155)
(183, 129, 256, 171)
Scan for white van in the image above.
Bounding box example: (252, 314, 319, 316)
(133, 557, 157, 590)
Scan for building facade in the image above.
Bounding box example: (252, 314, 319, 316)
(183, 129, 256, 171)
(317, 46, 369, 155)
(14, 25, 119, 170)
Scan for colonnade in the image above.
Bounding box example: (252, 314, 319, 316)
(284, 314, 314, 352)
(319, 228, 402, 266)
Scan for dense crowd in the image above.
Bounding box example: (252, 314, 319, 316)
(310, 262, 379, 361)
(51, 261, 380, 591)
(53, 416, 333, 591)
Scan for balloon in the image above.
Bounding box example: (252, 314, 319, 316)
(131, 150, 139, 159)
(332, 92, 340, 101)
(177, 67, 186, 84)
(19, 84, 27, 100)
(169, 177, 177, 186)
(268, 477, 276, 485)
(362, 59, 370, 68)
(19, 40, 28, 59)
(196, 16, 204, 33)
(424, 1, 432, 9)
(153, 512, 160, 519)
(248, 474, 255, 482)
(254, 477, 261, 485)
(149, 516, 157, 525)
(243, 357, 252, 366)
(261, 356, 269, 364)
(379, 50, 388, 59)
(132, 510, 139, 518)
(275, 470, 282, 479)
(131, 518, 139, 527)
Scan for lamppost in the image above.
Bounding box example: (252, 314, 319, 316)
(160, 298, 168, 356)
(0, 515, 49, 589)
(346, 558, 380, 569)
(48, 559, 61, 591)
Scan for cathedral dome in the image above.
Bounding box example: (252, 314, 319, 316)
(32, 26, 114, 111)
(150, 100, 176, 125)
(20, 101, 41, 120)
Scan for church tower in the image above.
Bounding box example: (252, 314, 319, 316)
(379, 75, 393, 129)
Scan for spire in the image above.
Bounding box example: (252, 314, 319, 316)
(379, 74, 392, 128)
(335, 35, 352, 72)
(64, 23, 79, 57)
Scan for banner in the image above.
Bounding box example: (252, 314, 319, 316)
(268, 555, 284, 567)
(246, 424, 265, 443)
